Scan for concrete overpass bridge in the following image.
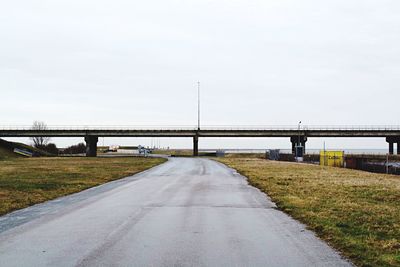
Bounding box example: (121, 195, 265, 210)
(1, 125, 400, 157)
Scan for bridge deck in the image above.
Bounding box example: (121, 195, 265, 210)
(1, 126, 400, 138)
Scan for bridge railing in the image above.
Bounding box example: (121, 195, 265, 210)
(0, 125, 198, 131)
(202, 125, 400, 131)
(0, 125, 400, 131)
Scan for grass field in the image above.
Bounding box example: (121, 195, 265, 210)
(217, 157, 400, 267)
(0, 157, 166, 216)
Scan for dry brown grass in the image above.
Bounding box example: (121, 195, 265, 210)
(0, 157, 166, 216)
(152, 149, 194, 156)
(217, 157, 400, 267)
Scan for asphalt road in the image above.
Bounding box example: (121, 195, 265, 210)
(0, 158, 352, 267)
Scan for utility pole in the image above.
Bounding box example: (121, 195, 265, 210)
(193, 81, 201, 157)
(197, 81, 200, 131)
(297, 121, 302, 160)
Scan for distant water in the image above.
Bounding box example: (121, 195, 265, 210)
(200, 148, 391, 155)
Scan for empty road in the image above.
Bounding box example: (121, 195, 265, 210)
(0, 158, 351, 267)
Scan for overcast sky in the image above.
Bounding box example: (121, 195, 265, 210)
(1, 0, 399, 149)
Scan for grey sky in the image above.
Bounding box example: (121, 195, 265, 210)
(1, 1, 399, 149)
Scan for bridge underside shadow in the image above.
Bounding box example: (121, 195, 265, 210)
(83, 136, 400, 157)
(386, 137, 400, 155)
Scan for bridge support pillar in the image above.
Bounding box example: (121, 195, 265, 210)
(85, 136, 98, 157)
(301, 140, 306, 153)
(290, 136, 307, 156)
(389, 142, 394, 155)
(193, 136, 199, 156)
(291, 141, 296, 155)
(386, 137, 400, 155)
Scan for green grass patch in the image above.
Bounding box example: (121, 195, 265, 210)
(216, 158, 400, 267)
(0, 138, 53, 157)
(0, 157, 166, 216)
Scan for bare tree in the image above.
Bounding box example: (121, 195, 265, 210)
(30, 121, 51, 148)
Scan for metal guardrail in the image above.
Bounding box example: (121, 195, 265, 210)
(0, 125, 400, 131)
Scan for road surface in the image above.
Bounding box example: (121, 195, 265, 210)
(0, 158, 352, 267)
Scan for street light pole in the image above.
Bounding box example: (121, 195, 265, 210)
(297, 121, 302, 160)
(197, 81, 200, 131)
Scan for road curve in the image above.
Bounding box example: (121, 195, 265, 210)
(0, 158, 352, 267)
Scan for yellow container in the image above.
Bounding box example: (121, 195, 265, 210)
(320, 151, 344, 167)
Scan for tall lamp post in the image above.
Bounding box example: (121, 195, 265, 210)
(197, 81, 200, 131)
(297, 121, 302, 160)
(192, 81, 201, 157)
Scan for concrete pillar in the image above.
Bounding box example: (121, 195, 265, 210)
(390, 143, 394, 155)
(290, 136, 307, 156)
(193, 136, 199, 156)
(301, 141, 306, 154)
(386, 137, 396, 155)
(85, 136, 98, 157)
(291, 141, 296, 154)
